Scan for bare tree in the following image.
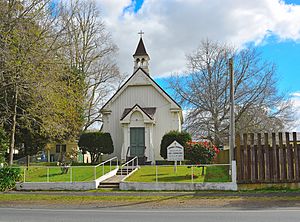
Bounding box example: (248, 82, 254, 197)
(59, 0, 124, 131)
(235, 104, 291, 134)
(170, 40, 292, 146)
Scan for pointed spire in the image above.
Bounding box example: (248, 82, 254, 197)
(133, 31, 150, 74)
(133, 37, 149, 57)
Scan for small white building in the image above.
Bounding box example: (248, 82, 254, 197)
(100, 36, 183, 164)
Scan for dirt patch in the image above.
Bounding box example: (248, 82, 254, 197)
(0, 198, 239, 209)
(2, 192, 300, 209)
(1, 196, 292, 209)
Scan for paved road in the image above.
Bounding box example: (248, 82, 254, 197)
(1, 207, 300, 222)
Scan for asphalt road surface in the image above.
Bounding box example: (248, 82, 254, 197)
(1, 207, 300, 222)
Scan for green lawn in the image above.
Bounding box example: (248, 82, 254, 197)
(20, 165, 117, 182)
(126, 165, 230, 183)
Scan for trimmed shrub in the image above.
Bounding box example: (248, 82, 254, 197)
(101, 133, 114, 154)
(0, 167, 21, 191)
(160, 130, 191, 159)
(78, 132, 114, 164)
(185, 141, 220, 165)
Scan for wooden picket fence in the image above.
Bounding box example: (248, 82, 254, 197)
(235, 132, 300, 183)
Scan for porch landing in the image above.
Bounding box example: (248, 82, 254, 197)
(98, 166, 136, 189)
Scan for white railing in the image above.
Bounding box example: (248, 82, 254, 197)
(19, 165, 100, 183)
(150, 163, 232, 183)
(14, 156, 118, 183)
(94, 157, 118, 180)
(120, 156, 138, 176)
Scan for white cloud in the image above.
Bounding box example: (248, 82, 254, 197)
(290, 91, 300, 131)
(96, 0, 300, 77)
(291, 92, 300, 97)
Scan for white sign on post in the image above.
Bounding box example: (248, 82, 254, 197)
(167, 140, 184, 161)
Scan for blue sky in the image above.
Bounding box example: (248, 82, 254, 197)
(123, 0, 144, 14)
(259, 37, 300, 94)
(133, 0, 144, 12)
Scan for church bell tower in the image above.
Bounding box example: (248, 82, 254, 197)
(133, 30, 150, 74)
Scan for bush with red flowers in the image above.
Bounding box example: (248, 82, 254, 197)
(184, 141, 220, 165)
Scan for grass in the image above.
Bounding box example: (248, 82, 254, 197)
(20, 165, 117, 182)
(126, 165, 230, 183)
(0, 194, 165, 203)
(240, 187, 300, 193)
(2, 192, 300, 205)
(15, 162, 100, 166)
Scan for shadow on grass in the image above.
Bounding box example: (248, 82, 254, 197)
(140, 174, 166, 177)
(39, 173, 65, 178)
(156, 175, 204, 183)
(95, 193, 192, 209)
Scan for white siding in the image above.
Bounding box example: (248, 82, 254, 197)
(102, 70, 181, 160)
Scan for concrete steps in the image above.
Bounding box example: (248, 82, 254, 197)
(98, 182, 119, 189)
(116, 169, 134, 175)
(98, 167, 136, 190)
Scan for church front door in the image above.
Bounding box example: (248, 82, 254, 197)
(130, 127, 145, 157)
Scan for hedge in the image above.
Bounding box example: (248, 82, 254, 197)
(0, 167, 21, 191)
(160, 130, 191, 159)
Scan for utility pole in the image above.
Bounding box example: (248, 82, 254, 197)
(229, 58, 235, 164)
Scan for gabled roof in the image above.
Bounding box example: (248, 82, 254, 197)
(120, 104, 156, 120)
(133, 38, 149, 57)
(100, 67, 181, 112)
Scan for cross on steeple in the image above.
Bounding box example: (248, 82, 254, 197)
(133, 30, 150, 74)
(138, 30, 144, 38)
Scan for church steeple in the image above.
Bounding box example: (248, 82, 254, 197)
(133, 30, 150, 74)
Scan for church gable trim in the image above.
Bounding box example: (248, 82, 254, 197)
(100, 67, 181, 112)
(120, 104, 154, 121)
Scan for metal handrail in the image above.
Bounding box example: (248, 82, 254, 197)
(120, 156, 138, 176)
(94, 156, 118, 180)
(121, 156, 137, 167)
(94, 156, 118, 168)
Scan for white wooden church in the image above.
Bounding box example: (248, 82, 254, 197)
(100, 36, 183, 164)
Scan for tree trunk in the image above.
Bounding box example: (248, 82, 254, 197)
(213, 116, 221, 147)
(9, 86, 18, 165)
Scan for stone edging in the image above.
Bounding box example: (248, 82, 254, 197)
(119, 181, 238, 191)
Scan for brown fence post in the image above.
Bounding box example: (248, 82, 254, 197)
(264, 133, 271, 182)
(250, 133, 256, 182)
(293, 132, 299, 180)
(272, 133, 279, 182)
(243, 133, 250, 182)
(286, 132, 294, 181)
(257, 133, 264, 181)
(236, 134, 242, 182)
(279, 132, 287, 181)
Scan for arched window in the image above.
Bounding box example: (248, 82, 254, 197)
(136, 58, 141, 67)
